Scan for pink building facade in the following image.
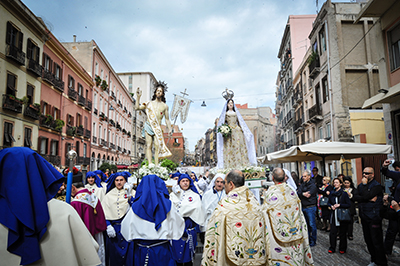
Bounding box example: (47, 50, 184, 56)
(62, 40, 133, 170)
(39, 31, 93, 169)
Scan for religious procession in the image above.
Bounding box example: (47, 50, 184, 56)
(3, 0, 400, 266)
(2, 83, 398, 266)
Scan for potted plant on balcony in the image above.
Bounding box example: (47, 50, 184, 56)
(45, 114, 53, 126)
(307, 51, 319, 66)
(33, 103, 41, 115)
(95, 75, 101, 87)
(66, 126, 76, 136)
(54, 119, 65, 132)
(101, 80, 108, 91)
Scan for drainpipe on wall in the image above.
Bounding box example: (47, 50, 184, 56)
(325, 20, 334, 141)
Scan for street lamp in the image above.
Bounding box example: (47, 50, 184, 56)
(65, 149, 77, 204)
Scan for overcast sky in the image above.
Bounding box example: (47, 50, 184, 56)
(22, 0, 351, 151)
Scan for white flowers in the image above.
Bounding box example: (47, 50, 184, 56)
(209, 165, 265, 175)
(137, 164, 169, 180)
(218, 124, 232, 138)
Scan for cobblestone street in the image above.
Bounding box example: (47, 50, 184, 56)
(194, 219, 400, 266)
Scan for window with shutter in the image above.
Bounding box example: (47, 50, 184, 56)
(27, 39, 33, 59)
(6, 22, 22, 49)
(76, 141, 80, 156)
(6, 73, 17, 96)
(39, 137, 48, 154)
(51, 140, 58, 156)
(27, 84, 34, 104)
(3, 122, 15, 147)
(24, 127, 32, 147)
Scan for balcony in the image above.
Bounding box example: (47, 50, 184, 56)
(124, 107, 127, 113)
(94, 108, 98, 115)
(27, 59, 42, 77)
(308, 104, 323, 123)
(23, 104, 40, 120)
(111, 91, 116, 99)
(41, 154, 61, 166)
(92, 136, 97, 144)
(6, 44, 25, 65)
(68, 87, 77, 101)
(84, 129, 91, 139)
(42, 69, 55, 85)
(76, 126, 84, 136)
(66, 125, 76, 136)
(101, 139, 107, 147)
(53, 78, 64, 92)
(2, 94, 23, 113)
(99, 112, 108, 122)
(116, 122, 121, 131)
(118, 146, 121, 152)
(118, 100, 122, 108)
(308, 58, 320, 79)
(110, 143, 116, 150)
(39, 116, 57, 131)
(294, 118, 303, 133)
(78, 95, 85, 106)
(286, 139, 294, 148)
(109, 119, 115, 127)
(286, 110, 293, 124)
(85, 99, 92, 111)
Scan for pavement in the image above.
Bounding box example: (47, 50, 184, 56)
(193, 218, 400, 265)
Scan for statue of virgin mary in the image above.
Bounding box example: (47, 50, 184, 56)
(216, 90, 257, 169)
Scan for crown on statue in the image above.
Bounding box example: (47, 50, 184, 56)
(222, 88, 234, 101)
(156, 81, 168, 92)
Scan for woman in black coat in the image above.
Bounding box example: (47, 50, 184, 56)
(343, 176, 357, 240)
(328, 177, 351, 254)
(318, 176, 333, 231)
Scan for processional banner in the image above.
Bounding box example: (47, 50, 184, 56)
(170, 95, 191, 123)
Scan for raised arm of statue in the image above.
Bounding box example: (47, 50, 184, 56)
(135, 87, 145, 110)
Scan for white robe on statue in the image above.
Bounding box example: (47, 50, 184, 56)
(0, 199, 100, 266)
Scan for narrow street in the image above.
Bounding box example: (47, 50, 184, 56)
(194, 219, 400, 265)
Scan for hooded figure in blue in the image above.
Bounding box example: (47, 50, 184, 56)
(94, 169, 108, 182)
(121, 175, 185, 266)
(170, 174, 206, 265)
(102, 171, 135, 266)
(0, 147, 100, 265)
(85, 171, 107, 202)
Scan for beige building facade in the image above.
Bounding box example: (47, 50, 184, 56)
(1, 0, 47, 151)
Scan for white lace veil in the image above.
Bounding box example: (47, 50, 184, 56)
(216, 100, 257, 169)
(284, 168, 297, 191)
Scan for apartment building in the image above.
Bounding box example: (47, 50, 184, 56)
(62, 40, 134, 170)
(39, 31, 93, 169)
(358, 0, 400, 160)
(1, 0, 47, 151)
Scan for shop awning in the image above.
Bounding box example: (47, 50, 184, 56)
(117, 165, 128, 169)
(362, 83, 400, 109)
